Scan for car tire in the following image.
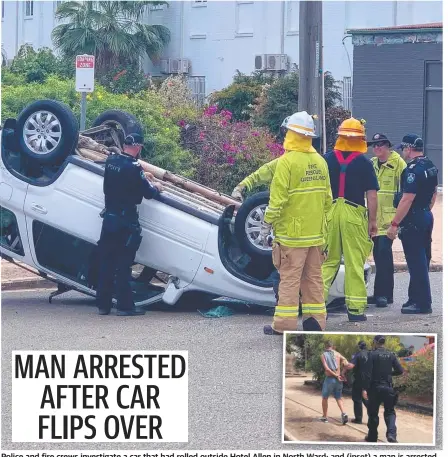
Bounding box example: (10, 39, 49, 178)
(234, 191, 272, 258)
(92, 110, 143, 147)
(16, 99, 79, 165)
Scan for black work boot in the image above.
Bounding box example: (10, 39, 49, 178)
(348, 312, 367, 322)
(351, 418, 362, 424)
(401, 299, 416, 308)
(368, 295, 393, 305)
(386, 434, 398, 443)
(401, 304, 432, 315)
(117, 307, 146, 316)
(263, 325, 282, 335)
(98, 308, 111, 315)
(376, 296, 388, 308)
(365, 435, 377, 442)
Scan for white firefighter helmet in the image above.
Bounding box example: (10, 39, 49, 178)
(283, 111, 317, 137)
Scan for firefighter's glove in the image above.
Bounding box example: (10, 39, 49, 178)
(231, 185, 245, 202)
(260, 221, 272, 247)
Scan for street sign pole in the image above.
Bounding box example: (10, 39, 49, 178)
(75, 54, 95, 132)
(80, 92, 87, 131)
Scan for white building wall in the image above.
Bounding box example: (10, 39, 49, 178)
(1, 0, 64, 62)
(1, 1, 443, 95)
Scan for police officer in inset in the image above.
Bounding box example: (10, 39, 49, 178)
(386, 134, 438, 314)
(350, 340, 370, 424)
(96, 133, 162, 316)
(362, 335, 404, 443)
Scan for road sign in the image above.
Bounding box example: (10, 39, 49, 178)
(75, 54, 95, 93)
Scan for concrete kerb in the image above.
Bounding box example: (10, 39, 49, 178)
(1, 276, 55, 291)
(369, 262, 443, 274)
(1, 262, 443, 293)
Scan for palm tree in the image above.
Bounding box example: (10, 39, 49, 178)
(52, 1, 170, 75)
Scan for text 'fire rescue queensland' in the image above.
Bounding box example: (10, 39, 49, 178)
(12, 351, 188, 442)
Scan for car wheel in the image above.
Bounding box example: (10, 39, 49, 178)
(234, 191, 272, 258)
(16, 99, 79, 165)
(91, 110, 143, 147)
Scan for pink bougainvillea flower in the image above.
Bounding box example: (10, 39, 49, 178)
(199, 131, 206, 140)
(204, 105, 218, 117)
(223, 143, 231, 151)
(221, 120, 228, 127)
(227, 156, 236, 165)
(251, 131, 260, 137)
(178, 120, 186, 128)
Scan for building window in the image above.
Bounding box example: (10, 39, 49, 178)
(2, 1, 4, 20)
(342, 76, 352, 112)
(25, 1, 34, 18)
(192, 1, 207, 7)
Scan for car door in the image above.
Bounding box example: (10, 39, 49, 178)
(0, 151, 30, 265)
(23, 160, 104, 290)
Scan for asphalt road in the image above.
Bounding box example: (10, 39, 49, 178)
(1, 272, 442, 450)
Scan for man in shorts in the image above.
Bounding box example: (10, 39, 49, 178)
(320, 340, 354, 424)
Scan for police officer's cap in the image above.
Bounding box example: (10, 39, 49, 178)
(367, 133, 391, 147)
(395, 133, 423, 150)
(124, 133, 144, 146)
(374, 335, 386, 344)
(358, 340, 367, 349)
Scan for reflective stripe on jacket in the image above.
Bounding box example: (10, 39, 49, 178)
(264, 144, 333, 248)
(371, 151, 407, 236)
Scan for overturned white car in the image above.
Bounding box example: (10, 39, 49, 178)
(0, 100, 371, 307)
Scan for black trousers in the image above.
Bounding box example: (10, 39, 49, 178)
(366, 385, 398, 441)
(400, 211, 433, 309)
(352, 380, 368, 422)
(373, 235, 394, 299)
(96, 223, 140, 312)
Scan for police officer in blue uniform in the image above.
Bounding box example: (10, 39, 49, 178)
(96, 133, 162, 316)
(386, 134, 438, 314)
(362, 335, 404, 443)
(350, 340, 370, 424)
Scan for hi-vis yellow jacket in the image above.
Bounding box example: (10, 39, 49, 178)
(264, 132, 332, 248)
(239, 158, 279, 191)
(371, 151, 407, 236)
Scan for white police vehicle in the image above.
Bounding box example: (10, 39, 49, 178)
(0, 100, 370, 307)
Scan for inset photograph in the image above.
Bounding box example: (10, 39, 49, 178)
(283, 332, 436, 445)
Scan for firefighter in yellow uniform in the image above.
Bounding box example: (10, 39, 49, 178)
(261, 111, 333, 334)
(367, 133, 407, 308)
(322, 118, 379, 322)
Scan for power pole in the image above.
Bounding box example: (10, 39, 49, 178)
(299, 0, 326, 153)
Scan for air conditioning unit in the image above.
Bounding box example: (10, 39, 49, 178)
(160, 58, 190, 74)
(254, 54, 288, 71)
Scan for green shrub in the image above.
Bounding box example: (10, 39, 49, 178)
(1, 68, 27, 87)
(1, 78, 194, 177)
(97, 65, 151, 95)
(395, 351, 434, 399)
(157, 75, 200, 125)
(9, 44, 74, 84)
(1, 76, 79, 120)
(209, 71, 274, 121)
